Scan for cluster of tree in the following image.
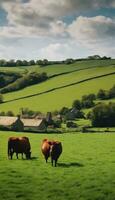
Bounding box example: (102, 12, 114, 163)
(87, 55, 111, 60)
(0, 110, 14, 116)
(71, 85, 115, 110)
(0, 72, 21, 89)
(0, 58, 76, 67)
(87, 102, 115, 127)
(20, 108, 43, 118)
(0, 55, 111, 68)
(59, 106, 85, 121)
(0, 59, 36, 67)
(72, 94, 96, 110)
(1, 72, 48, 94)
(97, 85, 115, 100)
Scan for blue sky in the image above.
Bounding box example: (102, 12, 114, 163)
(0, 0, 115, 60)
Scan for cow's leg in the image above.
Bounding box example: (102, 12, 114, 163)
(55, 159, 57, 167)
(22, 153, 24, 159)
(45, 155, 48, 163)
(10, 151, 13, 160)
(51, 158, 53, 166)
(16, 153, 18, 159)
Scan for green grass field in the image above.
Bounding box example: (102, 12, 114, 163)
(0, 59, 115, 113)
(0, 131, 115, 200)
(1, 74, 115, 113)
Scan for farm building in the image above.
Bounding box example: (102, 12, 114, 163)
(22, 118, 46, 131)
(0, 116, 46, 132)
(0, 115, 24, 131)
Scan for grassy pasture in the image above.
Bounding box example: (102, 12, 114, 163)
(0, 131, 115, 200)
(38, 59, 115, 76)
(1, 74, 115, 113)
(0, 59, 115, 76)
(4, 64, 115, 101)
(0, 59, 115, 113)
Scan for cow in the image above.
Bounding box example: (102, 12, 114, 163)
(41, 139, 51, 163)
(8, 136, 31, 160)
(50, 141, 62, 167)
(41, 139, 62, 167)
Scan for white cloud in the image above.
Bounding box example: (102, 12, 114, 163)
(1, 0, 115, 34)
(68, 16, 115, 56)
(68, 16, 115, 41)
(40, 43, 69, 60)
(39, 40, 89, 60)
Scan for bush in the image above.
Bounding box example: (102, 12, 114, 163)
(53, 120, 62, 128)
(59, 107, 69, 115)
(109, 85, 115, 98)
(1, 72, 48, 94)
(90, 102, 115, 127)
(81, 95, 95, 108)
(6, 111, 14, 116)
(0, 111, 5, 116)
(82, 99, 95, 108)
(72, 100, 82, 110)
(97, 89, 109, 100)
(66, 121, 77, 128)
(21, 108, 42, 118)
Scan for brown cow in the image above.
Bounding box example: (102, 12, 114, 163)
(8, 136, 31, 160)
(50, 141, 62, 167)
(41, 139, 51, 163)
(41, 139, 62, 166)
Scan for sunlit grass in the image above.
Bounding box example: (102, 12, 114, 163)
(0, 131, 115, 200)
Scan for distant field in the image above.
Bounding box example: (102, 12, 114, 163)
(0, 131, 115, 200)
(4, 64, 115, 101)
(1, 73, 115, 113)
(0, 59, 115, 76)
(0, 59, 115, 113)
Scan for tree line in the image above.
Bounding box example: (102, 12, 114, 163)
(0, 72, 48, 94)
(0, 55, 111, 67)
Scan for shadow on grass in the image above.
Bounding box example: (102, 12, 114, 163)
(58, 162, 84, 168)
(30, 156, 38, 160)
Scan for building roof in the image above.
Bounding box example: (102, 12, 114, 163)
(22, 118, 44, 127)
(0, 116, 17, 126)
(0, 116, 44, 128)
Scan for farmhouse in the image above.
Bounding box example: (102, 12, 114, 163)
(22, 118, 46, 131)
(0, 115, 24, 131)
(0, 116, 46, 132)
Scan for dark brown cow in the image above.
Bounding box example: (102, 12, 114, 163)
(41, 139, 51, 163)
(50, 141, 62, 167)
(8, 136, 31, 160)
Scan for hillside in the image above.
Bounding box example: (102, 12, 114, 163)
(0, 59, 115, 114)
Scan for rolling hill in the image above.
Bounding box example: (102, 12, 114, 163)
(0, 59, 115, 114)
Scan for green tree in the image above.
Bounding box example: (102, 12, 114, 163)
(91, 103, 115, 127)
(109, 85, 115, 98)
(72, 100, 81, 110)
(97, 89, 108, 100)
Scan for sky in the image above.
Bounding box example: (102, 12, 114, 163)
(0, 0, 115, 61)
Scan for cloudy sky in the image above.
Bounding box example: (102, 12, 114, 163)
(0, 0, 115, 60)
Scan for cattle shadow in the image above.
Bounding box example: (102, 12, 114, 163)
(30, 156, 38, 160)
(58, 162, 84, 168)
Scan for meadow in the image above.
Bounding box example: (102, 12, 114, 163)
(0, 73, 115, 114)
(0, 131, 115, 200)
(0, 59, 115, 113)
